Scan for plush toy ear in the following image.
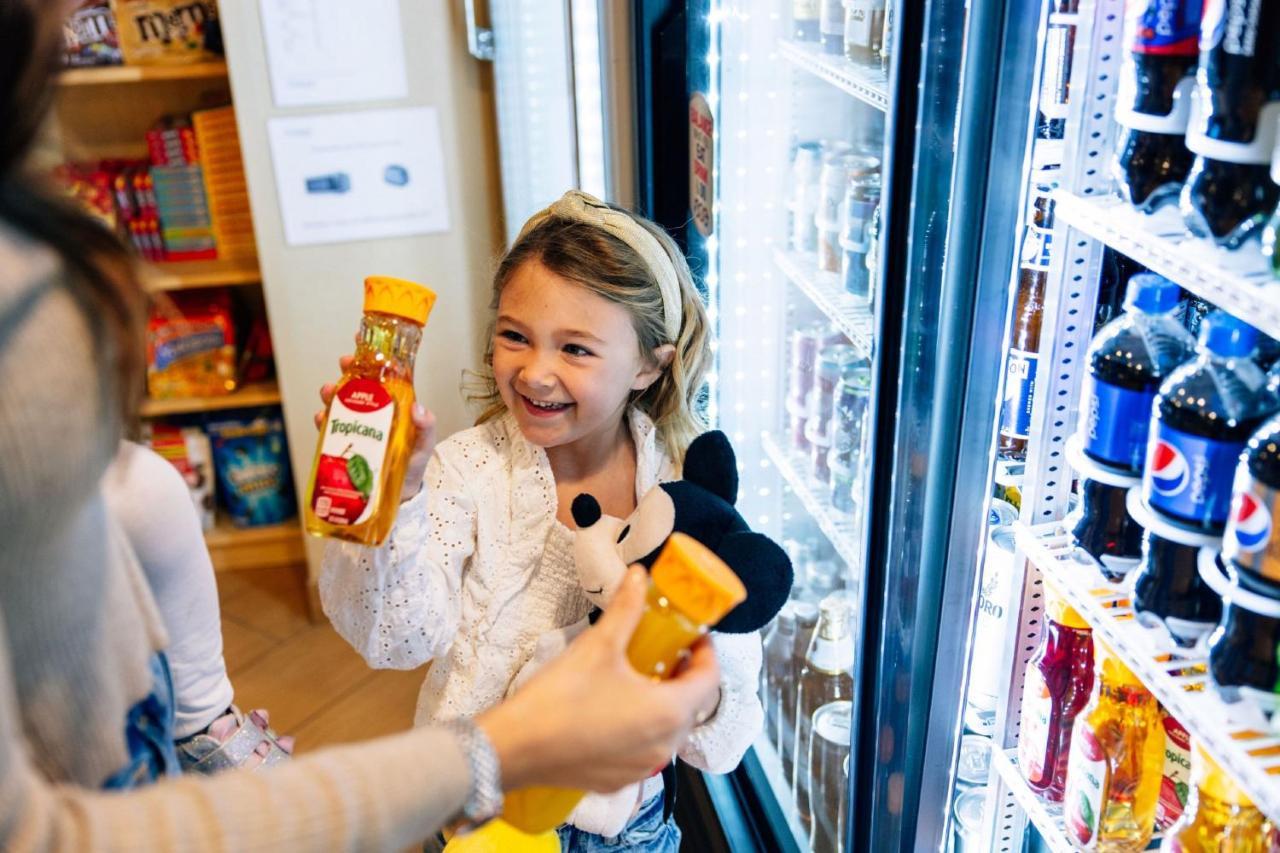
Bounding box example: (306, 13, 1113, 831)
(683, 431, 738, 506)
(572, 493, 602, 528)
(712, 531, 793, 633)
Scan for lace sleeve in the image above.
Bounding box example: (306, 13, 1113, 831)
(319, 450, 477, 670)
(678, 631, 764, 774)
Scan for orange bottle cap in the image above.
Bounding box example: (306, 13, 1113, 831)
(1045, 583, 1088, 630)
(650, 532, 747, 626)
(363, 276, 436, 325)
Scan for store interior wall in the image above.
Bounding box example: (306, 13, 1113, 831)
(219, 1, 505, 596)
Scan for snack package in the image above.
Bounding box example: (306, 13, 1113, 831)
(207, 411, 297, 527)
(63, 1, 122, 67)
(146, 423, 216, 530)
(110, 0, 221, 66)
(147, 288, 237, 399)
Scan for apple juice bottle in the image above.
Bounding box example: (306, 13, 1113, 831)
(305, 276, 436, 546)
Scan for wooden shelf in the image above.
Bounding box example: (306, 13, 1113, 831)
(143, 257, 261, 292)
(205, 516, 305, 573)
(140, 380, 280, 418)
(58, 61, 228, 86)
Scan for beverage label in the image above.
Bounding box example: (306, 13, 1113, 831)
(311, 378, 393, 526)
(1000, 349, 1039, 440)
(1130, 0, 1203, 55)
(1157, 712, 1192, 830)
(967, 529, 1016, 732)
(1018, 666, 1053, 783)
(1200, 0, 1259, 57)
(794, 0, 820, 20)
(1082, 376, 1156, 471)
(844, 0, 876, 47)
(1040, 24, 1073, 120)
(1144, 422, 1244, 526)
(1224, 463, 1280, 582)
(1020, 225, 1054, 269)
(1066, 726, 1108, 847)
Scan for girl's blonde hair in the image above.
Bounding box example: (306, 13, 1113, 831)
(467, 204, 712, 464)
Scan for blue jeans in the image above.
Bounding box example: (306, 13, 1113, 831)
(556, 792, 681, 852)
(102, 652, 181, 790)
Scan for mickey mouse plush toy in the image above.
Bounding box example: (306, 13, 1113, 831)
(510, 430, 793, 836)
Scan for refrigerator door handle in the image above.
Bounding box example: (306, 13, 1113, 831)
(464, 0, 495, 61)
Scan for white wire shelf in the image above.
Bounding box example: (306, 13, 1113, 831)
(777, 40, 890, 111)
(1015, 519, 1280, 825)
(989, 749, 1078, 853)
(761, 431, 864, 575)
(773, 249, 876, 357)
(1052, 191, 1280, 340)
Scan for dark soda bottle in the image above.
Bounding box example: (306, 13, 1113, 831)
(1180, 0, 1280, 248)
(1092, 248, 1147, 332)
(1206, 566, 1280, 711)
(1143, 311, 1278, 532)
(1224, 413, 1280, 587)
(1131, 531, 1223, 647)
(1112, 0, 1201, 212)
(1067, 476, 1145, 581)
(998, 187, 1053, 461)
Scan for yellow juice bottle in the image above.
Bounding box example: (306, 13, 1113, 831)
(304, 276, 436, 547)
(500, 532, 748, 836)
(1064, 641, 1167, 851)
(1163, 740, 1280, 852)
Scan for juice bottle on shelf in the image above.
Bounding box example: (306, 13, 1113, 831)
(1018, 584, 1094, 803)
(305, 276, 436, 547)
(500, 532, 747, 835)
(1156, 708, 1192, 832)
(792, 591, 856, 836)
(1163, 741, 1280, 852)
(1064, 641, 1166, 851)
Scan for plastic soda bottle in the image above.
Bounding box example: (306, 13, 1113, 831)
(1064, 641, 1166, 850)
(305, 276, 436, 546)
(500, 532, 747, 835)
(1163, 741, 1280, 851)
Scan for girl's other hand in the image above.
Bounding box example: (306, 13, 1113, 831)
(314, 354, 437, 503)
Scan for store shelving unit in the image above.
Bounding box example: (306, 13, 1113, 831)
(777, 40, 889, 112)
(1014, 520, 1280, 825)
(58, 61, 228, 86)
(761, 432, 865, 576)
(988, 750, 1077, 853)
(139, 380, 281, 418)
(773, 249, 876, 357)
(205, 516, 306, 572)
(142, 256, 262, 292)
(1053, 191, 1280, 340)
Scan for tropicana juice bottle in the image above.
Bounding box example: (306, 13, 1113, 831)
(305, 276, 436, 547)
(499, 532, 748, 836)
(1064, 640, 1166, 851)
(1163, 740, 1280, 852)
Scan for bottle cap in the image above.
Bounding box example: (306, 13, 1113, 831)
(1096, 639, 1144, 688)
(1045, 583, 1089, 630)
(1201, 310, 1258, 359)
(650, 533, 747, 626)
(1124, 273, 1182, 315)
(363, 276, 437, 326)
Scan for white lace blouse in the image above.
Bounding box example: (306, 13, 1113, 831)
(319, 409, 764, 786)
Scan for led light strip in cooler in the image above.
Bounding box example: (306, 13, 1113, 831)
(772, 249, 875, 358)
(1014, 520, 1280, 825)
(760, 432, 865, 575)
(776, 39, 890, 112)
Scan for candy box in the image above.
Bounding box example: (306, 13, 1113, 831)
(63, 1, 122, 67)
(147, 288, 236, 398)
(146, 423, 215, 530)
(207, 412, 296, 527)
(111, 0, 221, 65)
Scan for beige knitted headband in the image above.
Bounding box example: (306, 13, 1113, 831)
(517, 190, 683, 342)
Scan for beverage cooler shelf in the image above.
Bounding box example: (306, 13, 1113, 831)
(761, 432, 864, 575)
(1051, 191, 1280, 340)
(1015, 520, 1280, 825)
(774, 249, 875, 357)
(988, 749, 1079, 853)
(777, 40, 889, 112)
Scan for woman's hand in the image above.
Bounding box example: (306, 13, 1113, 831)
(478, 565, 722, 793)
(314, 354, 437, 503)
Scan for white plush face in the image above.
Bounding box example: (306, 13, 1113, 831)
(573, 486, 676, 608)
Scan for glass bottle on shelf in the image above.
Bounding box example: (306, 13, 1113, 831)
(1163, 740, 1280, 851)
(763, 603, 799, 754)
(810, 699, 853, 853)
(793, 592, 856, 837)
(782, 599, 821, 786)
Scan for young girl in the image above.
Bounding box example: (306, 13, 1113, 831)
(320, 190, 764, 850)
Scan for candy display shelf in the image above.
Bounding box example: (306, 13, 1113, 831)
(761, 432, 864, 575)
(777, 40, 889, 112)
(773, 249, 876, 358)
(143, 256, 261, 292)
(59, 61, 229, 86)
(204, 515, 305, 572)
(1015, 520, 1280, 825)
(1052, 191, 1280, 340)
(988, 749, 1077, 853)
(140, 380, 281, 418)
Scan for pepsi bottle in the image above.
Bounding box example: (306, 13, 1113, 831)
(1144, 311, 1278, 533)
(1180, 0, 1280, 248)
(1223, 413, 1280, 587)
(1112, 0, 1202, 213)
(1078, 273, 1195, 475)
(1066, 475, 1145, 581)
(1132, 531, 1223, 647)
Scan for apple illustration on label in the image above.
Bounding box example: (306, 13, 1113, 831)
(313, 444, 374, 524)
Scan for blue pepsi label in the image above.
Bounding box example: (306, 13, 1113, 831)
(1129, 0, 1203, 56)
(1223, 463, 1280, 582)
(1000, 349, 1038, 440)
(1082, 376, 1156, 472)
(1144, 422, 1244, 526)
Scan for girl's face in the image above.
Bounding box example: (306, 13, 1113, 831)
(492, 260, 666, 453)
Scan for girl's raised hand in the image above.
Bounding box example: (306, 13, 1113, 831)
(314, 354, 438, 503)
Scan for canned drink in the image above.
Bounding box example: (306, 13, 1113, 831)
(810, 700, 852, 853)
(818, 0, 845, 55)
(828, 362, 872, 470)
(807, 419, 834, 483)
(963, 525, 1017, 736)
(810, 345, 862, 447)
(987, 498, 1018, 527)
(789, 321, 829, 406)
(956, 734, 993, 788)
(816, 154, 879, 235)
(953, 788, 986, 853)
(840, 172, 881, 297)
(788, 395, 812, 453)
(818, 225, 843, 274)
(790, 142, 825, 253)
(828, 458, 858, 514)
